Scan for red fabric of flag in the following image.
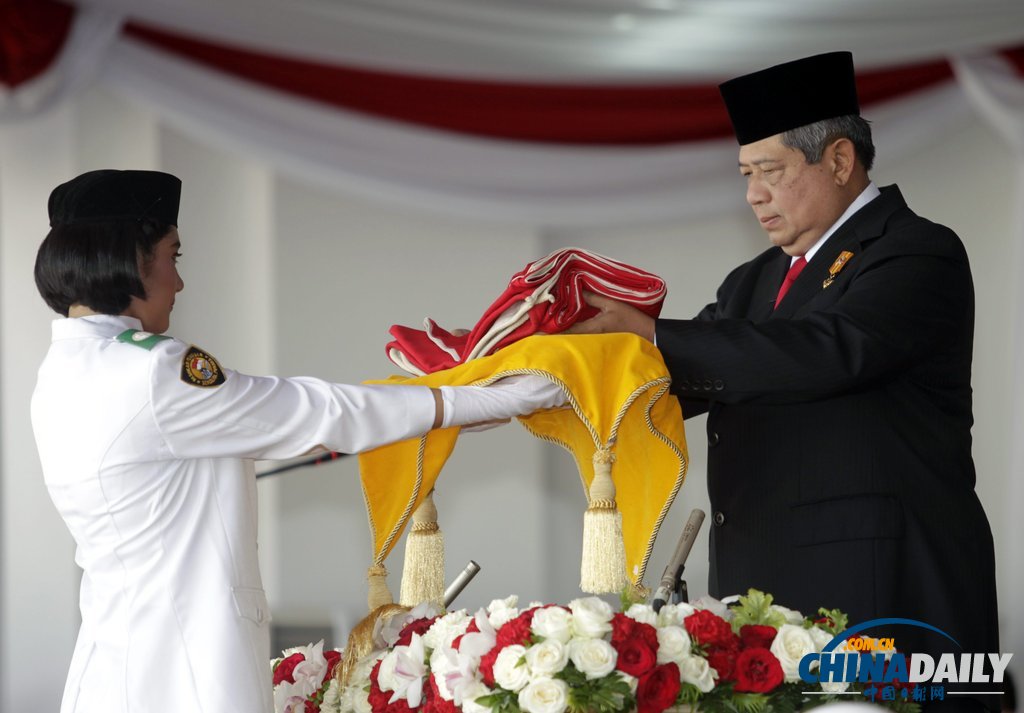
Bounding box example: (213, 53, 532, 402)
(387, 248, 667, 374)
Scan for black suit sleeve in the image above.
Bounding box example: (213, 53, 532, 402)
(655, 245, 973, 406)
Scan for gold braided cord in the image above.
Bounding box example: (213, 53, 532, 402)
(635, 381, 688, 585)
(371, 435, 427, 567)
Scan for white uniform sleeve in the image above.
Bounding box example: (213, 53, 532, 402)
(149, 340, 437, 460)
(439, 375, 567, 428)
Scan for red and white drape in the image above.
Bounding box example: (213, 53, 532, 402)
(2, 0, 1023, 226)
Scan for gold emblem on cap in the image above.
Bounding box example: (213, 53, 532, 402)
(823, 251, 854, 289)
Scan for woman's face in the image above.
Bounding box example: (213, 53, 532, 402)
(124, 228, 184, 334)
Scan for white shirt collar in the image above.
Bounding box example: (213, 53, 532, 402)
(51, 314, 144, 341)
(798, 182, 881, 265)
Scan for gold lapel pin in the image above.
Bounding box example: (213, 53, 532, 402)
(823, 250, 854, 289)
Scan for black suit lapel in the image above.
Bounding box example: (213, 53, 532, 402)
(770, 185, 905, 319)
(756, 251, 792, 319)
(771, 228, 862, 318)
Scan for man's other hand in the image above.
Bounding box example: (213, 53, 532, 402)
(565, 291, 656, 342)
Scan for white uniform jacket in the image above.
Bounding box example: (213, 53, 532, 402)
(31, 315, 437, 713)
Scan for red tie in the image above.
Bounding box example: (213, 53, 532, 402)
(774, 256, 807, 309)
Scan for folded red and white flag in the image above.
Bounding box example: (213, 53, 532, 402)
(387, 247, 667, 375)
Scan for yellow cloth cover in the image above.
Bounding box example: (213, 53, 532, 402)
(358, 332, 688, 592)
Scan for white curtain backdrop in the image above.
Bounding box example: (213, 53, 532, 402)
(2, 1, 1022, 228)
(62, 0, 1024, 79)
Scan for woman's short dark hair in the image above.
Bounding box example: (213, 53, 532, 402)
(781, 114, 876, 171)
(34, 219, 172, 317)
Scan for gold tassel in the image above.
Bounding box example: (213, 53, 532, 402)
(336, 603, 409, 688)
(580, 448, 627, 594)
(366, 564, 394, 612)
(399, 490, 446, 607)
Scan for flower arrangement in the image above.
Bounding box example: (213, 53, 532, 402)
(272, 640, 343, 713)
(274, 590, 920, 713)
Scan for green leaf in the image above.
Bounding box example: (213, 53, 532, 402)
(729, 589, 787, 632)
(476, 687, 520, 713)
(619, 585, 646, 611)
(563, 668, 635, 713)
(813, 607, 849, 636)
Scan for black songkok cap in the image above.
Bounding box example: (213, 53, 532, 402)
(48, 169, 181, 228)
(718, 51, 860, 145)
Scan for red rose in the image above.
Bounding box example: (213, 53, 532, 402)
(733, 648, 784, 693)
(496, 608, 537, 648)
(611, 613, 659, 651)
(615, 636, 658, 678)
(739, 624, 777, 651)
(684, 610, 734, 648)
(273, 653, 305, 685)
(395, 616, 437, 647)
(323, 650, 342, 683)
(423, 676, 459, 713)
(304, 701, 319, 713)
(706, 644, 739, 681)
(636, 663, 681, 713)
(479, 646, 501, 688)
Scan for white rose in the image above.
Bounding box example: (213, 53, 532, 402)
(770, 605, 805, 625)
(656, 625, 692, 665)
(807, 625, 834, 652)
(488, 597, 521, 629)
(424, 610, 472, 650)
(461, 681, 497, 713)
(489, 595, 520, 611)
(525, 639, 569, 678)
(493, 645, 530, 692)
(678, 654, 715, 693)
(531, 606, 573, 644)
(568, 597, 614, 639)
(770, 624, 819, 682)
(568, 637, 617, 679)
(625, 603, 659, 627)
(487, 596, 520, 628)
(657, 602, 697, 628)
(518, 677, 570, 713)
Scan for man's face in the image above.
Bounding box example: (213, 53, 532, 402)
(738, 135, 845, 257)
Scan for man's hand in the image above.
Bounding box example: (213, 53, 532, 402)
(565, 291, 656, 342)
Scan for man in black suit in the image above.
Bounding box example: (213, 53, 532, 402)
(572, 52, 1000, 712)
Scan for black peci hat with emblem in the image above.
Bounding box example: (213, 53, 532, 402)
(718, 51, 860, 146)
(48, 169, 181, 228)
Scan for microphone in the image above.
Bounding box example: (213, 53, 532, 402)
(443, 560, 481, 608)
(650, 509, 706, 612)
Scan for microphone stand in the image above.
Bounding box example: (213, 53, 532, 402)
(255, 451, 349, 478)
(651, 509, 705, 612)
(674, 571, 690, 605)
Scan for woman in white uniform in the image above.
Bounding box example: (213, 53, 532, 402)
(31, 169, 564, 713)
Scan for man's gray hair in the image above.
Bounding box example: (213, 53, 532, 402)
(781, 115, 875, 171)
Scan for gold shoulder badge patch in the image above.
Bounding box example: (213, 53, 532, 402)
(181, 346, 226, 388)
